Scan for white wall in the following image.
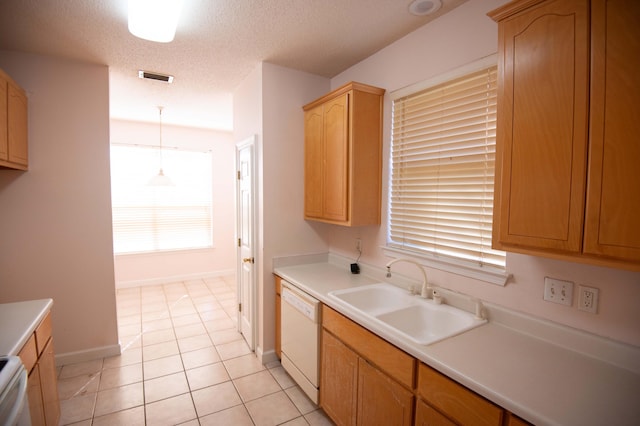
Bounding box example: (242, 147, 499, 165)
(261, 63, 330, 357)
(0, 51, 119, 360)
(327, 0, 640, 346)
(233, 63, 330, 360)
(110, 119, 236, 286)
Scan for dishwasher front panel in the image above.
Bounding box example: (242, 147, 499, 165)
(280, 283, 321, 403)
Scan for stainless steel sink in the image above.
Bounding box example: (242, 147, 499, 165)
(328, 283, 486, 345)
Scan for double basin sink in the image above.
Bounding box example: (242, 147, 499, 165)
(328, 283, 486, 345)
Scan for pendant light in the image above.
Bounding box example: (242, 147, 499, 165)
(148, 106, 174, 186)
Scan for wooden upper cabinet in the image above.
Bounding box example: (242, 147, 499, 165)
(583, 0, 640, 262)
(0, 75, 7, 162)
(490, 0, 590, 253)
(489, 0, 640, 269)
(303, 82, 385, 226)
(0, 68, 28, 170)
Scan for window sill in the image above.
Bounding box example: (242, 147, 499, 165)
(382, 246, 510, 286)
(114, 246, 215, 257)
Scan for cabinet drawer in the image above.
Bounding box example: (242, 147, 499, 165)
(35, 312, 53, 355)
(322, 306, 415, 388)
(18, 333, 38, 373)
(417, 363, 503, 426)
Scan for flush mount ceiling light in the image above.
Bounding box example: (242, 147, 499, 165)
(408, 0, 442, 16)
(128, 0, 184, 43)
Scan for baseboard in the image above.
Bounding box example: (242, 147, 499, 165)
(257, 347, 279, 366)
(116, 269, 236, 289)
(55, 343, 122, 366)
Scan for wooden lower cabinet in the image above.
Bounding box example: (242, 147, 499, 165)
(26, 364, 45, 425)
(417, 363, 503, 426)
(320, 330, 358, 425)
(319, 305, 534, 426)
(358, 358, 413, 426)
(415, 399, 455, 426)
(320, 306, 415, 426)
(39, 338, 60, 426)
(321, 329, 413, 426)
(17, 311, 60, 426)
(275, 275, 282, 359)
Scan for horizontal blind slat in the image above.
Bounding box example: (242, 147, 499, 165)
(389, 65, 505, 268)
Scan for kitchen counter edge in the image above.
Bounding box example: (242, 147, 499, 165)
(0, 299, 54, 356)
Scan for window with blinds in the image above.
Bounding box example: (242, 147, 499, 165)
(110, 145, 213, 254)
(389, 64, 506, 271)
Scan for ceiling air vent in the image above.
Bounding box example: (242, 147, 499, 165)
(138, 70, 174, 83)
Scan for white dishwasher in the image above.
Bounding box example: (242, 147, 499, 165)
(280, 280, 321, 404)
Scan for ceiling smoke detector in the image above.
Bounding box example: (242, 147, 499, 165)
(138, 70, 174, 83)
(409, 0, 442, 16)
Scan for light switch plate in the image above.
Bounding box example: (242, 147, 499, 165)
(543, 277, 573, 306)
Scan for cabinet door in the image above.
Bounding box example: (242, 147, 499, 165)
(7, 82, 28, 167)
(584, 0, 640, 262)
(323, 93, 350, 222)
(320, 330, 358, 426)
(304, 105, 324, 218)
(414, 399, 455, 426)
(27, 364, 46, 426)
(357, 358, 413, 426)
(0, 77, 7, 161)
(493, 0, 589, 252)
(39, 338, 60, 426)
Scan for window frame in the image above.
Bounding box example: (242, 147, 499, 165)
(385, 54, 509, 286)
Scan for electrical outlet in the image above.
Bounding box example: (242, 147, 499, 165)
(543, 277, 573, 306)
(578, 285, 599, 313)
(355, 238, 362, 252)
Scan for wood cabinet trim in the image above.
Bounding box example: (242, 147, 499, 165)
(303, 81, 385, 111)
(487, 0, 548, 21)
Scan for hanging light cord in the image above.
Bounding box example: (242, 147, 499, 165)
(158, 106, 165, 175)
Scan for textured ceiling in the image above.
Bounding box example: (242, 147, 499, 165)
(0, 0, 467, 130)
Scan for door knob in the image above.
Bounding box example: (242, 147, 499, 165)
(242, 257, 254, 264)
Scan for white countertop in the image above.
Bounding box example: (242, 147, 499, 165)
(0, 299, 53, 356)
(274, 259, 640, 426)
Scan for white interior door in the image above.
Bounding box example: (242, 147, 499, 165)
(236, 135, 257, 351)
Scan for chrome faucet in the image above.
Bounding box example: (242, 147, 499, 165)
(385, 258, 431, 299)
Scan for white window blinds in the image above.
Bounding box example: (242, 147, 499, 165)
(389, 65, 505, 270)
(110, 145, 213, 254)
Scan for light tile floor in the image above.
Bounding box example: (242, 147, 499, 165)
(57, 276, 333, 425)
